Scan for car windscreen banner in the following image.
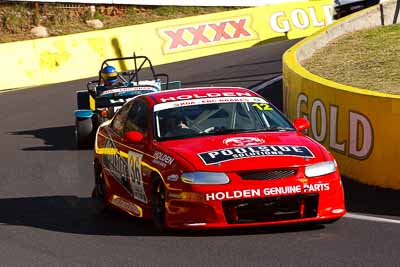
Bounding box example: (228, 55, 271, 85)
(154, 97, 267, 112)
(8, 0, 312, 6)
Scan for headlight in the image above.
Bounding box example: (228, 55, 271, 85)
(181, 172, 229, 185)
(305, 161, 337, 178)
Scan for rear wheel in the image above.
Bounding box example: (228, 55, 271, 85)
(151, 177, 167, 231)
(75, 118, 93, 149)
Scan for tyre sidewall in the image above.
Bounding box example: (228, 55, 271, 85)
(75, 117, 94, 149)
(151, 177, 167, 231)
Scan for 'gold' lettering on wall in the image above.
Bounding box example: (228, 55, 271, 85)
(296, 93, 374, 160)
(269, 5, 333, 33)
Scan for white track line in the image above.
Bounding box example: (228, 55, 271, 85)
(252, 75, 282, 92)
(345, 212, 400, 224)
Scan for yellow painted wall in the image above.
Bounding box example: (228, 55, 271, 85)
(283, 8, 400, 189)
(0, 0, 332, 91)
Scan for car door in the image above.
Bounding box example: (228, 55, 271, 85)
(117, 98, 152, 205)
(100, 101, 133, 199)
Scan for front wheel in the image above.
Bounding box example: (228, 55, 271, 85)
(92, 165, 109, 213)
(151, 177, 166, 231)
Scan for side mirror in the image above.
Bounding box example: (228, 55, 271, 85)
(293, 117, 310, 131)
(124, 131, 144, 143)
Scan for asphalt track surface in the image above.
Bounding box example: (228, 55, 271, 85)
(1, 39, 400, 266)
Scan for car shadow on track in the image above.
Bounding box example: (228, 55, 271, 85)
(9, 125, 78, 151)
(342, 177, 400, 217)
(0, 195, 326, 237)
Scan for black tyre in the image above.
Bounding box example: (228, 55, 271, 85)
(92, 164, 109, 213)
(151, 177, 167, 231)
(76, 90, 90, 110)
(75, 118, 93, 149)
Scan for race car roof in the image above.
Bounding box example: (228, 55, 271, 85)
(148, 87, 260, 104)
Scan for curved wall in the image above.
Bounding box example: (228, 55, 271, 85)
(283, 1, 400, 189)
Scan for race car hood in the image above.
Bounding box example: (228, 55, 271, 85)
(160, 132, 328, 172)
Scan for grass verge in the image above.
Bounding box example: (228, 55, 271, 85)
(0, 3, 239, 43)
(302, 24, 400, 95)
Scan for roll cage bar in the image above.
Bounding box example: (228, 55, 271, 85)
(87, 53, 169, 90)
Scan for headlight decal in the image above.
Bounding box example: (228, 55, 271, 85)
(305, 161, 336, 177)
(180, 172, 230, 185)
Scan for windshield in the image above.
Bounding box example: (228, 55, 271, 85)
(154, 97, 294, 140)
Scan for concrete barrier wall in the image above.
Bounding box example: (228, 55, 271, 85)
(283, 0, 400, 189)
(0, 0, 333, 91)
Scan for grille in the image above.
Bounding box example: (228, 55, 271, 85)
(223, 194, 318, 224)
(239, 169, 296, 180)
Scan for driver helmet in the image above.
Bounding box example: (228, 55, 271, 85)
(101, 65, 118, 85)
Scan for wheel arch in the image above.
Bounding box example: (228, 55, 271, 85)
(150, 171, 165, 190)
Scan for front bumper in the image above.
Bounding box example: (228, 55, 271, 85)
(165, 173, 346, 229)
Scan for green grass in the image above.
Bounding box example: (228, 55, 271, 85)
(302, 24, 400, 95)
(0, 3, 239, 43)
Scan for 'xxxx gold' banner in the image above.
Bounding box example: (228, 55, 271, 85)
(156, 1, 333, 62)
(0, 0, 333, 91)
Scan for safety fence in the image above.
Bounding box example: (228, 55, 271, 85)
(0, 0, 333, 91)
(283, 0, 400, 189)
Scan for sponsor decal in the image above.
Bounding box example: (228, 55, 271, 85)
(103, 140, 132, 189)
(199, 145, 314, 165)
(252, 103, 273, 111)
(223, 137, 265, 147)
(128, 151, 148, 204)
(100, 86, 157, 96)
(303, 183, 330, 193)
(296, 93, 374, 160)
(167, 174, 179, 182)
(159, 17, 258, 54)
(111, 196, 142, 217)
(152, 151, 175, 168)
(269, 5, 333, 33)
(205, 183, 330, 201)
(103, 141, 148, 203)
(154, 96, 265, 112)
(160, 91, 253, 103)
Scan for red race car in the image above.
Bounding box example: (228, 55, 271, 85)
(93, 87, 346, 230)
